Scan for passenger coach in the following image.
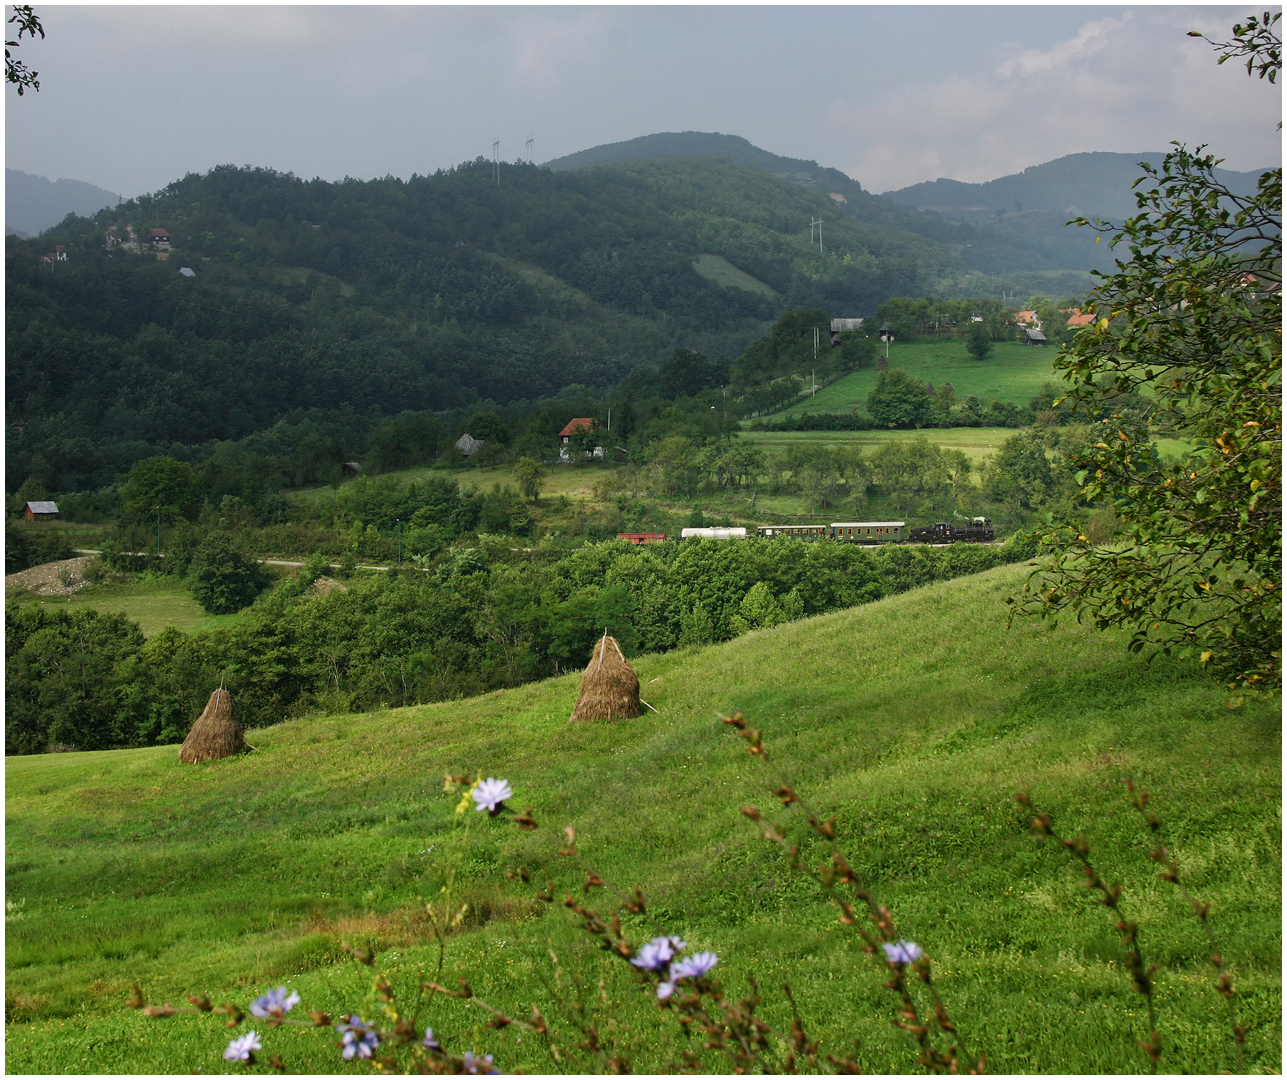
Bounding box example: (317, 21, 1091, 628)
(829, 521, 907, 543)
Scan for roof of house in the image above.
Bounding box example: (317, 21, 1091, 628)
(149, 228, 170, 238)
(558, 417, 595, 437)
(25, 501, 59, 514)
(1066, 311, 1095, 327)
(1012, 310, 1038, 324)
(1024, 328, 1048, 341)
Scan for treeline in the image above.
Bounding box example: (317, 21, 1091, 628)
(5, 531, 1037, 755)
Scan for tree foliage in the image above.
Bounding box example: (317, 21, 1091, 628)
(187, 534, 270, 615)
(866, 369, 932, 428)
(5, 5, 42, 96)
(1011, 20, 1281, 688)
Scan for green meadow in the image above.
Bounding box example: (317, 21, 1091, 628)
(4, 579, 245, 638)
(5, 562, 1279, 1074)
(786, 340, 1062, 417)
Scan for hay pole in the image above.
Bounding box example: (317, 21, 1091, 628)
(595, 628, 608, 672)
(639, 698, 660, 714)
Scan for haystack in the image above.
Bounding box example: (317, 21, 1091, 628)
(179, 688, 248, 762)
(570, 634, 642, 722)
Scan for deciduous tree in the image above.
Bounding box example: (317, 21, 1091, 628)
(1011, 16, 1281, 689)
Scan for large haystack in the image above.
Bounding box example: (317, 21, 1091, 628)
(570, 634, 642, 722)
(179, 688, 248, 762)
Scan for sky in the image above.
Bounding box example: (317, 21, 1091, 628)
(4, 4, 1281, 200)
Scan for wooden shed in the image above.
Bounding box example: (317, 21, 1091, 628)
(23, 501, 59, 521)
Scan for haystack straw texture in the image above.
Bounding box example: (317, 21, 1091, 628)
(179, 689, 248, 762)
(570, 634, 642, 722)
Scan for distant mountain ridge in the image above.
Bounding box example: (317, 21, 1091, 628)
(543, 136, 1275, 270)
(6, 169, 122, 237)
(881, 152, 1269, 223)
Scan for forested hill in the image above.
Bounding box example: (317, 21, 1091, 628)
(544, 130, 891, 220)
(882, 151, 1272, 270)
(5, 168, 121, 237)
(6, 153, 998, 491)
(882, 151, 1269, 222)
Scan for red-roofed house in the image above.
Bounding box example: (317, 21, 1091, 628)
(1012, 310, 1038, 326)
(149, 228, 171, 247)
(558, 418, 595, 445)
(1065, 308, 1095, 328)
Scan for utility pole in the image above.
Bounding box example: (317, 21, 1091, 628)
(809, 216, 824, 255)
(492, 137, 500, 185)
(396, 520, 402, 567)
(156, 506, 161, 560)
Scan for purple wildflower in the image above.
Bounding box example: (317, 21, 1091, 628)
(249, 986, 300, 1017)
(463, 1050, 499, 1074)
(336, 1015, 379, 1060)
(629, 935, 688, 972)
(422, 1026, 440, 1050)
(472, 777, 514, 815)
(223, 1031, 262, 1062)
(657, 980, 676, 1000)
(882, 940, 924, 965)
(671, 951, 719, 980)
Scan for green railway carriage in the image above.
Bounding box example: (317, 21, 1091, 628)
(757, 524, 829, 541)
(829, 521, 907, 544)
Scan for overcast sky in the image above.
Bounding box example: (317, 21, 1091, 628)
(5, 4, 1281, 200)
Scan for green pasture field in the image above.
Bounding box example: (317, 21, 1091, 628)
(739, 426, 1020, 467)
(6, 562, 1280, 1074)
(782, 340, 1062, 417)
(6, 579, 244, 638)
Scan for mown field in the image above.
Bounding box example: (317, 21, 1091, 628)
(5, 561, 1280, 1074)
(783, 340, 1062, 417)
(4, 578, 245, 638)
(739, 426, 1020, 466)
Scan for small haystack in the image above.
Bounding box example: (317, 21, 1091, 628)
(179, 688, 248, 763)
(570, 633, 642, 722)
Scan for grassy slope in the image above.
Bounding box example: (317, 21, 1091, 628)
(691, 253, 780, 297)
(5, 562, 1280, 1074)
(780, 340, 1061, 417)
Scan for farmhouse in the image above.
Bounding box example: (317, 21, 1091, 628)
(149, 228, 171, 248)
(558, 418, 595, 445)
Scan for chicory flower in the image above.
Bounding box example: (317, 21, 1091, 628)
(472, 777, 514, 815)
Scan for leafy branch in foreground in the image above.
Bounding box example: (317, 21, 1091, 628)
(5, 4, 43, 96)
(1009, 22, 1281, 689)
(1189, 10, 1281, 88)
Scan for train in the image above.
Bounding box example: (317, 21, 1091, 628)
(618, 518, 995, 546)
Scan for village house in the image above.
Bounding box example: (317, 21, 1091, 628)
(149, 228, 171, 249)
(558, 418, 595, 445)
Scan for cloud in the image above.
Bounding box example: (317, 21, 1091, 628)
(56, 4, 349, 51)
(503, 9, 612, 91)
(827, 10, 1281, 192)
